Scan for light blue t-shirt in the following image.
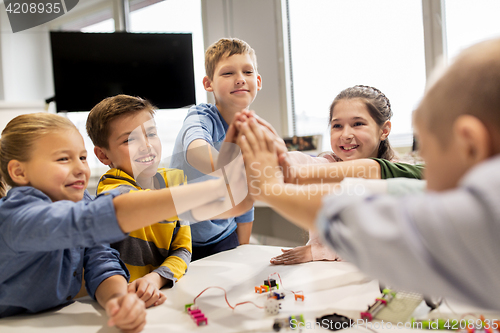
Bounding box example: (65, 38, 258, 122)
(169, 103, 254, 247)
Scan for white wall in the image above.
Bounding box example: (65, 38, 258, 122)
(0, 6, 53, 132)
(0, 8, 54, 102)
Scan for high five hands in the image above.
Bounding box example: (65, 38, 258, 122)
(224, 111, 287, 201)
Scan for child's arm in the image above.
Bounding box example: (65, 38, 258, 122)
(232, 114, 383, 185)
(2, 177, 235, 253)
(135, 222, 192, 292)
(113, 177, 227, 232)
(83, 244, 147, 332)
(236, 221, 253, 245)
(237, 120, 338, 230)
(95, 275, 146, 333)
(127, 275, 167, 308)
(278, 154, 382, 184)
(182, 192, 253, 222)
(278, 154, 424, 185)
(186, 139, 220, 175)
(175, 136, 254, 222)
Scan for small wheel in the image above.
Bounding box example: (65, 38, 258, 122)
(424, 296, 443, 310)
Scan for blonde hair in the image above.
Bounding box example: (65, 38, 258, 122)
(416, 38, 500, 146)
(205, 38, 257, 81)
(86, 94, 156, 149)
(0, 113, 77, 195)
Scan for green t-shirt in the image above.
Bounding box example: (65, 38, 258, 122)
(371, 158, 425, 179)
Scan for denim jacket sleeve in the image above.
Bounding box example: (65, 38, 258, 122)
(0, 187, 126, 253)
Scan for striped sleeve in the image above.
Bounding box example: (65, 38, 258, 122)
(154, 222, 192, 286)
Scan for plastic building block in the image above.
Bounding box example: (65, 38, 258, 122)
(184, 303, 194, 312)
(187, 306, 208, 326)
(269, 292, 285, 300)
(273, 314, 305, 331)
(360, 312, 372, 321)
(294, 294, 304, 301)
(255, 285, 270, 294)
(289, 314, 305, 330)
(264, 279, 277, 288)
(265, 298, 281, 315)
(360, 290, 395, 321)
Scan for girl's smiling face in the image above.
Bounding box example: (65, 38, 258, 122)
(330, 99, 391, 161)
(19, 129, 90, 202)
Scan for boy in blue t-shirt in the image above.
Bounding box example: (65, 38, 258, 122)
(170, 38, 261, 260)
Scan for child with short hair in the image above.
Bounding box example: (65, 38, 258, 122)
(0, 112, 247, 323)
(86, 95, 191, 304)
(170, 37, 260, 260)
(238, 38, 500, 310)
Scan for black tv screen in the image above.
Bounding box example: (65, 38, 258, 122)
(50, 31, 196, 112)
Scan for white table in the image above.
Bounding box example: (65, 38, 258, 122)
(1, 245, 497, 332)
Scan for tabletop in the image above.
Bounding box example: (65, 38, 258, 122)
(1, 245, 498, 332)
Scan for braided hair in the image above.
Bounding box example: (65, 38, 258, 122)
(329, 85, 395, 161)
(0, 178, 6, 198)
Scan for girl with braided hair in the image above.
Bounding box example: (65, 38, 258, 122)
(270, 85, 424, 265)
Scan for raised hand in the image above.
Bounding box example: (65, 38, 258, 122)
(237, 118, 284, 200)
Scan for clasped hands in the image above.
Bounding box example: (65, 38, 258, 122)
(222, 110, 297, 200)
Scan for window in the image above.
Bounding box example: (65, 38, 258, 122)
(286, 0, 426, 150)
(444, 0, 500, 61)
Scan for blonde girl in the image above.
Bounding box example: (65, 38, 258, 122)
(0, 113, 246, 328)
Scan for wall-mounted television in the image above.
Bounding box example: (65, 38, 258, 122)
(50, 31, 196, 112)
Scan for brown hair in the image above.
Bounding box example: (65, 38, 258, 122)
(86, 94, 156, 149)
(329, 85, 395, 161)
(205, 38, 257, 81)
(0, 113, 77, 196)
(416, 38, 500, 147)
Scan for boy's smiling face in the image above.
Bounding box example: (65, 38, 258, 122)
(99, 110, 161, 183)
(204, 53, 262, 112)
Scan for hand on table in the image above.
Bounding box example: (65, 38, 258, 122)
(270, 245, 313, 265)
(105, 293, 147, 333)
(128, 276, 167, 308)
